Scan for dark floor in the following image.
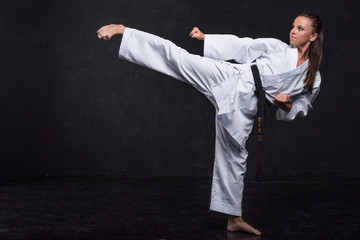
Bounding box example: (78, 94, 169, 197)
(0, 175, 359, 240)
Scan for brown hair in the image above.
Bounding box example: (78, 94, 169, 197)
(299, 12, 323, 94)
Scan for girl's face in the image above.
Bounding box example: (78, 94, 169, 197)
(290, 16, 317, 48)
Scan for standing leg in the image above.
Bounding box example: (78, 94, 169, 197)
(210, 116, 261, 236)
(210, 116, 247, 216)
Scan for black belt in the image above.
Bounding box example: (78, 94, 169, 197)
(251, 64, 269, 181)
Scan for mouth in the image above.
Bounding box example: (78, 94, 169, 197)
(290, 36, 296, 41)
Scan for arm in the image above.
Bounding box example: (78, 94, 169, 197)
(205, 35, 268, 63)
(189, 27, 278, 63)
(276, 72, 321, 121)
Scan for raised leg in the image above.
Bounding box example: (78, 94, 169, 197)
(118, 27, 239, 99)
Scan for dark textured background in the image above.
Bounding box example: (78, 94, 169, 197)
(0, 0, 359, 178)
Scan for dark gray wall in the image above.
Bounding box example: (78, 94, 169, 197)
(1, 0, 359, 177)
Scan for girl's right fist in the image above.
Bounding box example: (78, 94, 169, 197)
(189, 27, 205, 40)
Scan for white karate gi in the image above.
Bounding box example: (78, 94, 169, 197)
(118, 28, 321, 216)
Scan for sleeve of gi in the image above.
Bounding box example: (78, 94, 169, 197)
(204, 34, 280, 63)
(276, 72, 322, 121)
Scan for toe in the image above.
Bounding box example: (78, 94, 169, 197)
(253, 229, 261, 235)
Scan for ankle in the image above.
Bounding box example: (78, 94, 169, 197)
(228, 215, 243, 223)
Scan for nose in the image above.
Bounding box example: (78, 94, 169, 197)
(290, 28, 296, 36)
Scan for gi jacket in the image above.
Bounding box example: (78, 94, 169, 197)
(202, 34, 321, 149)
(204, 34, 321, 121)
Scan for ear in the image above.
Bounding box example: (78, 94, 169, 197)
(310, 33, 318, 42)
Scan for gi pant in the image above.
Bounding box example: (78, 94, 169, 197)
(118, 28, 257, 216)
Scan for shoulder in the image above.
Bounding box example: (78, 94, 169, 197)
(257, 38, 288, 46)
(253, 38, 289, 53)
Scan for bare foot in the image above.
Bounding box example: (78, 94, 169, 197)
(227, 216, 261, 236)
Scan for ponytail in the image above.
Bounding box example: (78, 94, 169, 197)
(299, 12, 323, 94)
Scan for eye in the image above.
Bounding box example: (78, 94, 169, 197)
(298, 26, 304, 31)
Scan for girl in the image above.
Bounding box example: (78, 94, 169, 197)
(97, 12, 323, 235)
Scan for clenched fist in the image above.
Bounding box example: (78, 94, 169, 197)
(274, 93, 290, 103)
(97, 24, 126, 40)
(189, 27, 205, 40)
